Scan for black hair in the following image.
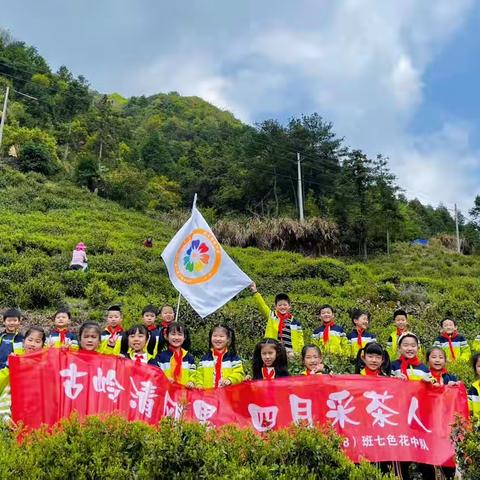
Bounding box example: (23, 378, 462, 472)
(252, 338, 288, 380)
(301, 344, 322, 362)
(397, 332, 419, 347)
(440, 317, 456, 328)
(274, 293, 291, 305)
(142, 305, 158, 316)
(472, 353, 480, 376)
(164, 322, 191, 351)
(78, 321, 102, 348)
(54, 308, 71, 320)
(3, 308, 21, 321)
(122, 324, 150, 352)
(107, 305, 122, 313)
(355, 342, 391, 376)
(351, 309, 370, 325)
(426, 347, 447, 363)
(393, 309, 407, 320)
(318, 304, 334, 315)
(24, 326, 46, 345)
(208, 324, 237, 356)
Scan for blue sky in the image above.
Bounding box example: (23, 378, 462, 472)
(2, 0, 479, 214)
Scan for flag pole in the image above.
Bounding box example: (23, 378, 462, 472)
(175, 193, 198, 321)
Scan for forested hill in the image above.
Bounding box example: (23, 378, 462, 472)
(1, 29, 480, 256)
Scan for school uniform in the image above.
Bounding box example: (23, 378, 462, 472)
(301, 369, 322, 376)
(312, 323, 347, 355)
(253, 293, 304, 354)
(46, 329, 78, 349)
(468, 380, 480, 421)
(194, 350, 245, 388)
(254, 366, 289, 381)
(123, 349, 155, 364)
(472, 334, 480, 353)
(346, 329, 376, 358)
(385, 329, 407, 360)
(0, 332, 24, 369)
(99, 327, 124, 356)
(433, 332, 471, 362)
(146, 326, 166, 357)
(391, 358, 430, 381)
(0, 367, 10, 422)
(149, 348, 196, 386)
(360, 367, 383, 377)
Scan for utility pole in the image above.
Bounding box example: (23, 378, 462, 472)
(0, 86, 10, 154)
(454, 203, 461, 253)
(297, 152, 304, 222)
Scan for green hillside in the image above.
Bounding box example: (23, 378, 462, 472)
(0, 166, 478, 382)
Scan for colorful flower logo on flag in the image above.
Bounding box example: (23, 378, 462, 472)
(174, 229, 222, 284)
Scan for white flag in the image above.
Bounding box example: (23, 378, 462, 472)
(161, 207, 251, 317)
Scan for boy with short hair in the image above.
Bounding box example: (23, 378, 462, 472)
(346, 309, 376, 358)
(433, 317, 471, 363)
(0, 308, 24, 369)
(386, 309, 409, 360)
(99, 305, 125, 355)
(312, 304, 347, 355)
(46, 309, 78, 349)
(250, 282, 304, 357)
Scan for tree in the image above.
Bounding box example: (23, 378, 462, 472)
(18, 141, 58, 175)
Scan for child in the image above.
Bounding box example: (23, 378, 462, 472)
(46, 309, 78, 349)
(433, 317, 471, 363)
(426, 347, 459, 386)
(195, 324, 245, 388)
(391, 333, 430, 381)
(386, 309, 409, 360)
(147, 304, 174, 357)
(122, 325, 153, 364)
(311, 305, 347, 355)
(69, 242, 88, 271)
(149, 323, 196, 386)
(473, 334, 480, 353)
(99, 305, 125, 355)
(468, 353, 480, 422)
(79, 322, 102, 352)
(0, 308, 24, 370)
(252, 338, 289, 381)
(355, 342, 391, 376)
(0, 326, 46, 422)
(346, 310, 376, 359)
(301, 344, 324, 375)
(250, 282, 304, 357)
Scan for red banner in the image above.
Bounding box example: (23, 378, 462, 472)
(10, 349, 468, 466)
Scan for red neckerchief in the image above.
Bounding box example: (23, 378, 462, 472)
(441, 331, 458, 360)
(213, 348, 226, 388)
(276, 311, 292, 341)
(363, 366, 380, 377)
(161, 321, 171, 337)
(106, 325, 123, 341)
(396, 327, 406, 337)
(146, 325, 157, 332)
(54, 328, 68, 344)
(134, 353, 144, 364)
(400, 355, 421, 378)
(262, 367, 275, 380)
(169, 346, 183, 383)
(323, 321, 335, 343)
(305, 368, 312, 376)
(430, 368, 447, 385)
(356, 327, 364, 347)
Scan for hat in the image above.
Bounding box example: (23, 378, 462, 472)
(75, 242, 86, 251)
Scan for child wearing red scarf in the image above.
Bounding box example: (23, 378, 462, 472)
(386, 309, 409, 360)
(311, 305, 347, 355)
(149, 322, 196, 386)
(252, 339, 289, 381)
(346, 310, 376, 359)
(301, 344, 324, 375)
(195, 324, 245, 388)
(355, 342, 391, 376)
(122, 325, 154, 364)
(391, 333, 430, 381)
(433, 317, 471, 363)
(46, 309, 78, 349)
(426, 347, 459, 386)
(99, 305, 125, 356)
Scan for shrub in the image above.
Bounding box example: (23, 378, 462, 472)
(452, 418, 480, 480)
(0, 415, 392, 480)
(14, 276, 66, 309)
(85, 279, 117, 308)
(18, 141, 59, 175)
